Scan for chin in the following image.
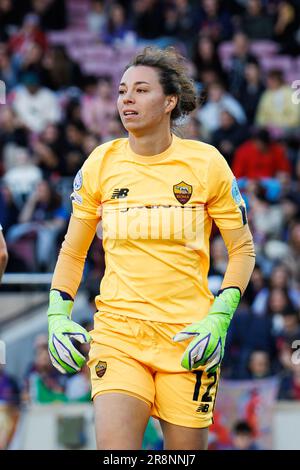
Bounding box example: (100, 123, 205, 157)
(123, 122, 145, 134)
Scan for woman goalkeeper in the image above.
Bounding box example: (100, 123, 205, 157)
(47, 47, 255, 450)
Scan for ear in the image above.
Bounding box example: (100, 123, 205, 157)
(165, 95, 178, 114)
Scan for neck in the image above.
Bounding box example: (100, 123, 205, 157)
(128, 127, 173, 156)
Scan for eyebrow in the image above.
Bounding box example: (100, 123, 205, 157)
(119, 81, 150, 87)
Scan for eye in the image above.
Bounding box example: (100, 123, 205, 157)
(136, 89, 147, 93)
(118, 89, 125, 95)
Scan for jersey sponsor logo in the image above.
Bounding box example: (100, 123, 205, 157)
(196, 403, 209, 413)
(111, 188, 129, 199)
(231, 178, 242, 204)
(73, 169, 83, 191)
(173, 181, 192, 205)
(95, 360, 107, 378)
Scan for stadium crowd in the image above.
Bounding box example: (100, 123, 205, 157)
(0, 0, 300, 450)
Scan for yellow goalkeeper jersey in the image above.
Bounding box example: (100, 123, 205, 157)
(71, 134, 247, 323)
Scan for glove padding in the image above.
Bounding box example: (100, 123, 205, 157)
(48, 290, 91, 374)
(173, 288, 240, 372)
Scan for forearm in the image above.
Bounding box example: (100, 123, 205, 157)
(219, 225, 256, 295)
(19, 198, 36, 223)
(51, 215, 99, 298)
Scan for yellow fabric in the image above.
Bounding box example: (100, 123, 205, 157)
(51, 215, 98, 298)
(70, 134, 248, 323)
(220, 225, 256, 295)
(88, 311, 219, 428)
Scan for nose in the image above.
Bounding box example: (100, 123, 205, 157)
(122, 91, 135, 104)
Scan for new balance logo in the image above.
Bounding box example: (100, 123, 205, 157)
(196, 404, 209, 413)
(111, 188, 129, 199)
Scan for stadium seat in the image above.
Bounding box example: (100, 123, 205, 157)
(250, 40, 279, 58)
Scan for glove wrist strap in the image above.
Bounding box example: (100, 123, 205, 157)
(47, 290, 73, 319)
(208, 287, 241, 321)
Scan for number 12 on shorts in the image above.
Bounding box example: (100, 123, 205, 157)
(192, 370, 218, 402)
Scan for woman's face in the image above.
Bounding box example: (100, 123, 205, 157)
(117, 65, 175, 135)
(271, 266, 288, 288)
(198, 37, 213, 59)
(269, 288, 288, 313)
(36, 181, 50, 202)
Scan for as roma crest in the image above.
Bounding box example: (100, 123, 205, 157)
(95, 361, 107, 378)
(173, 181, 193, 205)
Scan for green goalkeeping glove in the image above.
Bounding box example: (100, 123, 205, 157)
(173, 287, 241, 372)
(47, 290, 91, 374)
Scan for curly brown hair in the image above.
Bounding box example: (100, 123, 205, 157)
(124, 46, 197, 124)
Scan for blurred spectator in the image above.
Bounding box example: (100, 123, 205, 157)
(252, 264, 300, 316)
(41, 46, 84, 91)
(102, 114, 126, 142)
(240, 0, 273, 40)
(16, 40, 44, 78)
(0, 364, 19, 450)
(245, 350, 272, 379)
(6, 180, 68, 271)
(32, 123, 65, 178)
(9, 13, 47, 56)
(282, 220, 300, 288)
(249, 183, 285, 248)
(0, 185, 19, 232)
(162, 0, 197, 51)
(274, 1, 299, 55)
(243, 264, 266, 307)
(0, 364, 19, 407)
(196, 80, 246, 137)
(278, 309, 300, 345)
(102, 3, 133, 46)
(192, 34, 226, 85)
(278, 362, 300, 400)
(211, 110, 249, 165)
(131, 0, 165, 41)
(82, 133, 100, 157)
(0, 45, 18, 92)
(81, 77, 116, 140)
(265, 286, 296, 334)
(12, 71, 61, 134)
(255, 69, 300, 136)
(2, 147, 42, 207)
(29, 0, 67, 31)
(0, 108, 29, 157)
(224, 306, 277, 379)
(0, 0, 22, 39)
(239, 58, 265, 124)
(230, 420, 261, 450)
(87, 0, 106, 35)
(227, 32, 257, 100)
(22, 337, 67, 403)
(232, 128, 291, 179)
(181, 115, 202, 140)
(62, 120, 87, 176)
(196, 0, 233, 43)
(209, 235, 227, 277)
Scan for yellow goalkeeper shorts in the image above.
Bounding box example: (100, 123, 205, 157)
(88, 311, 220, 428)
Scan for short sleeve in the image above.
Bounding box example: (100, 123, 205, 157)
(206, 150, 247, 230)
(71, 147, 102, 220)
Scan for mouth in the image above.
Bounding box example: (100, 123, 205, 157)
(123, 110, 138, 119)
